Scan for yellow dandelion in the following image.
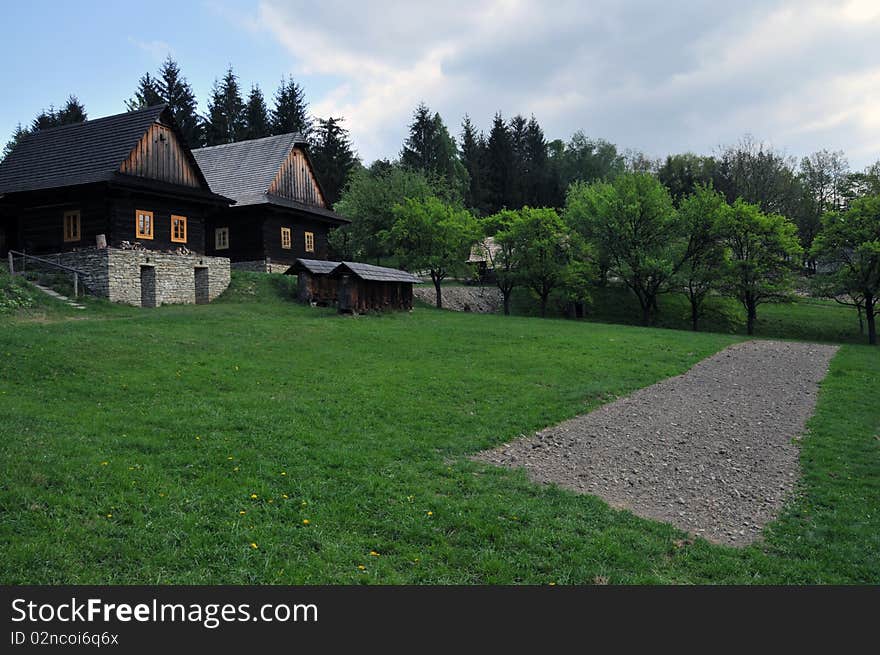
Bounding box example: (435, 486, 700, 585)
(227, 456, 234, 461)
(100, 461, 109, 466)
(250, 494, 258, 499)
(549, 582, 556, 586)
(301, 501, 307, 507)
(281, 472, 286, 476)
(233, 466, 239, 472)
(250, 542, 258, 549)
(369, 551, 380, 557)
(357, 565, 366, 571)
(302, 519, 310, 525)
(268, 498, 274, 503)
(159, 492, 165, 497)
(106, 513, 112, 518)
(282, 494, 289, 499)
(195, 436, 200, 441)
(239, 510, 246, 516)
(427, 511, 433, 516)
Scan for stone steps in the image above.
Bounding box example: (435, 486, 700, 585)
(31, 283, 87, 310)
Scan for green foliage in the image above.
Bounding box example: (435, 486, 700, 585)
(311, 117, 359, 206)
(812, 194, 880, 344)
(158, 57, 203, 148)
(330, 164, 444, 263)
(656, 153, 717, 206)
(400, 103, 468, 200)
(677, 184, 728, 330)
(205, 66, 246, 146)
(719, 199, 802, 334)
(564, 173, 683, 324)
(389, 197, 478, 307)
(270, 76, 312, 139)
(126, 73, 164, 111)
(0, 272, 36, 313)
(242, 85, 271, 141)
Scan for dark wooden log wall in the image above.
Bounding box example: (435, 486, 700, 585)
(267, 147, 326, 208)
(109, 191, 207, 253)
(205, 208, 267, 261)
(119, 123, 201, 188)
(337, 277, 413, 313)
(14, 187, 112, 254)
(262, 212, 331, 265)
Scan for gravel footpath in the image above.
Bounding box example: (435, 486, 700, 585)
(413, 286, 503, 313)
(474, 340, 838, 546)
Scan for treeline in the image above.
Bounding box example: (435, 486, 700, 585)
(1, 57, 360, 205)
(329, 103, 880, 345)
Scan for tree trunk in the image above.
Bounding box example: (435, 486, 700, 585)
(640, 299, 651, 326)
(690, 297, 700, 332)
(502, 291, 511, 316)
(857, 304, 864, 335)
(540, 294, 548, 318)
(433, 278, 442, 309)
(866, 295, 876, 345)
(746, 301, 757, 336)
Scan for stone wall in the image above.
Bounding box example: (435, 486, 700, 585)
(50, 247, 230, 307)
(231, 259, 292, 274)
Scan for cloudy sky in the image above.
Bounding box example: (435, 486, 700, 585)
(2, 0, 879, 166)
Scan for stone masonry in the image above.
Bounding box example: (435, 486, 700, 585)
(231, 259, 292, 274)
(49, 247, 230, 307)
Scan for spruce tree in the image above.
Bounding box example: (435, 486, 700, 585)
(31, 96, 87, 132)
(270, 77, 312, 139)
(205, 66, 246, 146)
(524, 115, 549, 206)
(508, 114, 528, 208)
(311, 116, 359, 206)
(485, 113, 514, 213)
(158, 57, 203, 147)
(127, 73, 164, 110)
(2, 123, 29, 160)
(243, 85, 271, 141)
(460, 115, 488, 215)
(401, 103, 437, 172)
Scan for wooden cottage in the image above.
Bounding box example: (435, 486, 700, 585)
(285, 259, 421, 312)
(192, 134, 349, 273)
(0, 105, 234, 306)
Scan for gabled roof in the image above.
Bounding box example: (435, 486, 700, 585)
(289, 258, 341, 275)
(192, 134, 348, 223)
(337, 262, 422, 284)
(0, 105, 216, 196)
(193, 133, 303, 207)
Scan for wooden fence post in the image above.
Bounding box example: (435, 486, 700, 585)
(7, 251, 13, 275)
(73, 273, 79, 297)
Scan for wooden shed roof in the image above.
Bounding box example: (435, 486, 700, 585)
(0, 105, 219, 199)
(337, 262, 422, 283)
(289, 258, 341, 275)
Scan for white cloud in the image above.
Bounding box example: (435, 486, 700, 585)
(253, 0, 880, 166)
(128, 37, 173, 62)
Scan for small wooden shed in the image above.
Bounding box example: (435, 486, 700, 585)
(335, 262, 420, 313)
(288, 258, 340, 305)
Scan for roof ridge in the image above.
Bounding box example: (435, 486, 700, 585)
(20, 104, 167, 139)
(192, 132, 304, 153)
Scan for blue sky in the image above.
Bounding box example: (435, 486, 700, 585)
(2, 1, 880, 167)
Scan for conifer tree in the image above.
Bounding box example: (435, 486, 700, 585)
(127, 73, 164, 110)
(270, 77, 312, 139)
(243, 85, 271, 141)
(311, 116, 359, 206)
(485, 113, 514, 213)
(158, 57, 203, 147)
(460, 115, 488, 215)
(205, 66, 246, 146)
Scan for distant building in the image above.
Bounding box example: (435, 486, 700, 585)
(193, 135, 349, 273)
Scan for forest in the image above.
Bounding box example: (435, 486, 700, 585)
(3, 56, 879, 344)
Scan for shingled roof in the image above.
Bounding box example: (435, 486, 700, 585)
(0, 105, 214, 196)
(337, 262, 422, 284)
(289, 258, 341, 275)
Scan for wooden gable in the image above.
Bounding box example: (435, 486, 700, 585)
(119, 122, 201, 188)
(267, 146, 326, 208)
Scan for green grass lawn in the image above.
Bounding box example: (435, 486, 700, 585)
(1, 272, 877, 583)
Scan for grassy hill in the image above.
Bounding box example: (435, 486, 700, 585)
(0, 272, 877, 583)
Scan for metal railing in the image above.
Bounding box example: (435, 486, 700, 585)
(7, 250, 88, 297)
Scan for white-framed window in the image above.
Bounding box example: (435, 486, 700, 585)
(304, 231, 315, 253)
(215, 227, 229, 250)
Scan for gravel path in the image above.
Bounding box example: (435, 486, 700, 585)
(474, 340, 838, 546)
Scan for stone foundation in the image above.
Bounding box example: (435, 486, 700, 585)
(231, 259, 292, 274)
(50, 247, 230, 307)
